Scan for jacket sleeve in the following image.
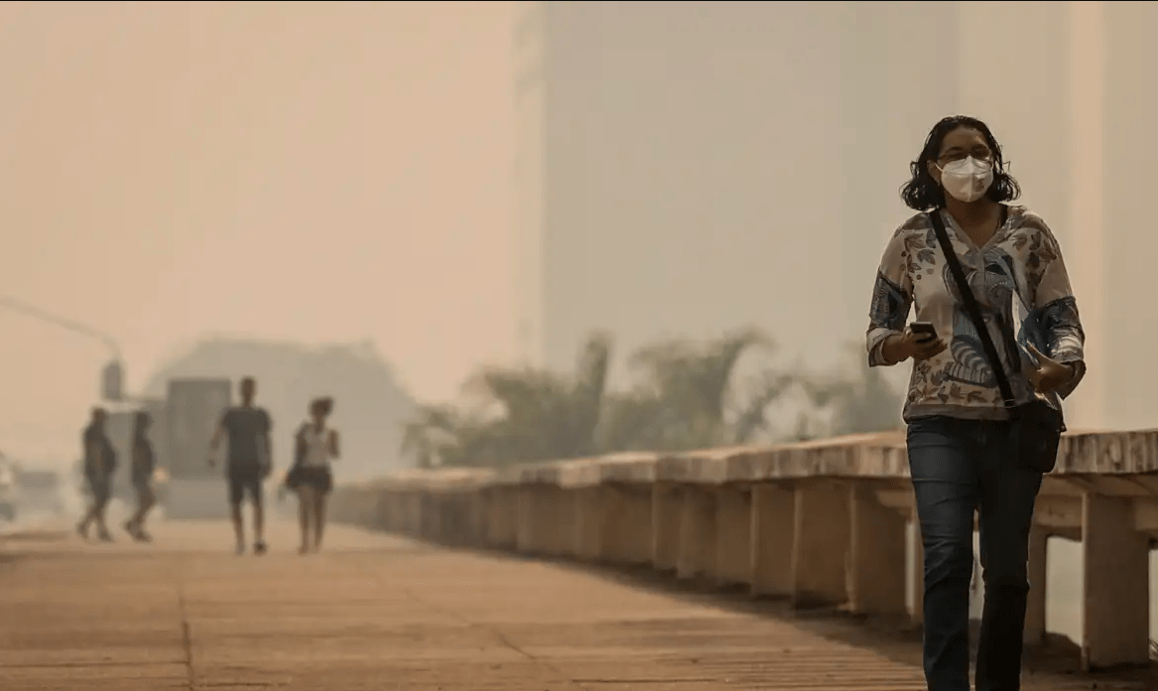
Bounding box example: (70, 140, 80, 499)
(1031, 222, 1086, 400)
(866, 228, 914, 367)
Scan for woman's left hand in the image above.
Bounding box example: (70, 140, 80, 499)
(1026, 343, 1074, 394)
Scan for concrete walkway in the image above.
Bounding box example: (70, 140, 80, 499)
(0, 520, 1151, 690)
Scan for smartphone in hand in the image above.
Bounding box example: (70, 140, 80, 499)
(910, 321, 938, 342)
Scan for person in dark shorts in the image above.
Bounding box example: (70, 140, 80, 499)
(77, 407, 115, 542)
(124, 411, 157, 542)
(209, 377, 273, 555)
(286, 397, 339, 554)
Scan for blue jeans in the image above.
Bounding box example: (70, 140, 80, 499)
(907, 416, 1043, 691)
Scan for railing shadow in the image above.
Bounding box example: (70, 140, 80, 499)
(441, 540, 1157, 685)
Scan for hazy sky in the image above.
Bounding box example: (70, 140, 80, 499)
(0, 1, 515, 458)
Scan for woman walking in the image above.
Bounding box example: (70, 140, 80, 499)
(77, 407, 115, 542)
(124, 411, 157, 542)
(287, 397, 339, 554)
(866, 115, 1085, 690)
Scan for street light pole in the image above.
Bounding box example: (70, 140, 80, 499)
(0, 295, 127, 401)
(0, 296, 122, 360)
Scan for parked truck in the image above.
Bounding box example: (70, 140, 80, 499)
(0, 453, 16, 522)
(75, 398, 169, 513)
(163, 378, 231, 519)
(13, 467, 65, 517)
(72, 377, 239, 521)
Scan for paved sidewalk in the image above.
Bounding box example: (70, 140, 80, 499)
(0, 519, 1151, 690)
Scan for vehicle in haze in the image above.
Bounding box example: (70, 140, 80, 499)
(164, 378, 231, 519)
(14, 467, 65, 516)
(0, 455, 17, 521)
(68, 378, 230, 521)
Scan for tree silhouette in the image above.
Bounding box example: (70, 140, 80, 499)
(796, 341, 904, 438)
(400, 333, 613, 467)
(400, 328, 824, 466)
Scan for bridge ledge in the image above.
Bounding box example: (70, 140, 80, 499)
(334, 428, 1158, 672)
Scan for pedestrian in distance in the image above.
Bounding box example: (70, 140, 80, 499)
(124, 410, 157, 542)
(285, 397, 339, 554)
(209, 377, 274, 555)
(77, 407, 116, 542)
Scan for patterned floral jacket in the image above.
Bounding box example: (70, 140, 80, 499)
(866, 205, 1086, 422)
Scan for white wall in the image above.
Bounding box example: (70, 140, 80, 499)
(524, 1, 958, 384)
(1101, 1, 1158, 430)
(517, 0, 1156, 430)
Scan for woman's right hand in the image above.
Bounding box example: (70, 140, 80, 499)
(885, 326, 947, 363)
(902, 325, 947, 361)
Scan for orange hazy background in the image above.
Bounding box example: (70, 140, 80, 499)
(0, 1, 515, 457)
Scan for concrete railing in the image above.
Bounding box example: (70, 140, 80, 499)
(331, 429, 1158, 672)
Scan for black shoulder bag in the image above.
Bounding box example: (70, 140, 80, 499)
(928, 210, 1064, 473)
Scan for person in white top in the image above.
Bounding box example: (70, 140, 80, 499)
(286, 397, 339, 553)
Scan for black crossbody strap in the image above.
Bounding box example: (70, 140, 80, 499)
(928, 211, 1017, 409)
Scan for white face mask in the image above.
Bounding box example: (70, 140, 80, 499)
(937, 156, 994, 203)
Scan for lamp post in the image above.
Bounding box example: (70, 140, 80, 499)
(0, 295, 127, 402)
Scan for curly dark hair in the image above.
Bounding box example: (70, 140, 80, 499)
(900, 115, 1021, 211)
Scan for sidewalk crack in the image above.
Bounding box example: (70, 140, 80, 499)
(177, 577, 195, 690)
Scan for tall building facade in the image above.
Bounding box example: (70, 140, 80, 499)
(514, 1, 1158, 430)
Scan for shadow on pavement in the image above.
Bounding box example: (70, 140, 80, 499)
(452, 544, 1157, 687)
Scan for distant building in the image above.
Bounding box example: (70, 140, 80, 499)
(512, 1, 959, 372)
(513, 1, 1158, 430)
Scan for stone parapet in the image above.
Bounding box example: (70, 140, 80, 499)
(332, 429, 1158, 671)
